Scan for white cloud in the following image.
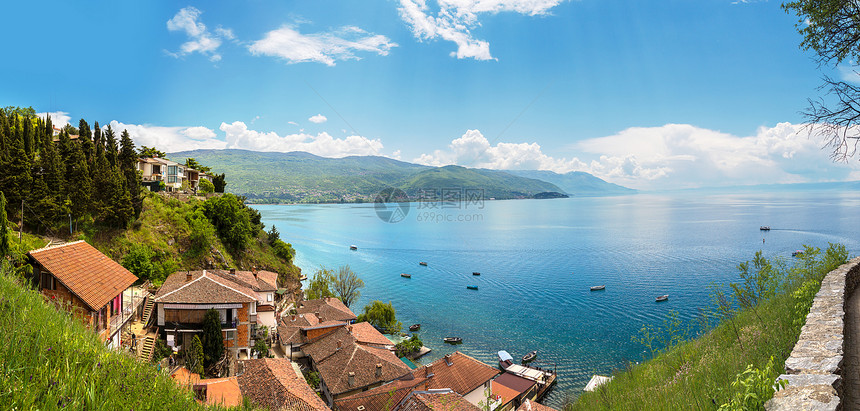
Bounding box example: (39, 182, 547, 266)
(397, 0, 565, 60)
(308, 114, 327, 124)
(36, 111, 71, 128)
(414, 129, 588, 171)
(109, 121, 226, 152)
(220, 121, 383, 157)
(166, 7, 230, 62)
(838, 63, 860, 84)
(414, 124, 860, 190)
(249, 25, 397, 66)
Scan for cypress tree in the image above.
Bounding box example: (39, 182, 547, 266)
(64, 133, 91, 221)
(104, 124, 118, 168)
(119, 129, 142, 217)
(22, 116, 34, 160)
(0, 118, 32, 220)
(93, 121, 102, 159)
(0, 109, 8, 159)
(78, 119, 93, 165)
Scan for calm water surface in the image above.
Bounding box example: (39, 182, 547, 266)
(253, 191, 860, 407)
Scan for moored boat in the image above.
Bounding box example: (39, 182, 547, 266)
(401, 273, 412, 278)
(760, 226, 771, 231)
(419, 261, 428, 266)
(443, 337, 462, 344)
(522, 350, 537, 363)
(466, 285, 478, 290)
(590, 285, 605, 291)
(498, 350, 514, 369)
(349, 245, 358, 250)
(409, 324, 420, 331)
(298, 275, 307, 281)
(656, 294, 669, 302)
(473, 272, 481, 276)
(792, 250, 804, 257)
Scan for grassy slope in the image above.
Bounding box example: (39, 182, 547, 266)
(80, 193, 301, 290)
(0, 262, 245, 410)
(567, 251, 846, 410)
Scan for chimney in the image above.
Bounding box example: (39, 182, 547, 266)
(314, 311, 320, 320)
(291, 314, 296, 322)
(425, 364, 434, 378)
(375, 363, 382, 378)
(347, 372, 355, 387)
(444, 354, 452, 366)
(186, 271, 193, 282)
(337, 340, 342, 350)
(229, 268, 236, 275)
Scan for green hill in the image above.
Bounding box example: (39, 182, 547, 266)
(507, 170, 637, 196)
(167, 149, 628, 203)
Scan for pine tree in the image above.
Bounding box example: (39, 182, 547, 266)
(106, 165, 133, 228)
(119, 129, 142, 217)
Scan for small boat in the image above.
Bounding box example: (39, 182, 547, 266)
(419, 262, 428, 266)
(298, 275, 307, 281)
(655, 295, 669, 302)
(522, 350, 537, 363)
(760, 226, 771, 231)
(349, 245, 358, 250)
(473, 272, 481, 276)
(443, 337, 462, 344)
(498, 350, 514, 369)
(590, 285, 605, 291)
(792, 250, 804, 257)
(466, 285, 478, 290)
(409, 324, 421, 331)
(401, 273, 412, 278)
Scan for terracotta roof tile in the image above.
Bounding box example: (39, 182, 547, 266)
(28, 241, 138, 311)
(491, 381, 520, 406)
(278, 313, 321, 346)
(401, 391, 480, 411)
(298, 297, 357, 322)
(197, 377, 243, 407)
(238, 358, 330, 410)
(416, 352, 500, 395)
(349, 322, 394, 347)
(210, 269, 278, 292)
(154, 270, 256, 304)
(304, 327, 410, 396)
(332, 351, 498, 411)
(170, 366, 201, 387)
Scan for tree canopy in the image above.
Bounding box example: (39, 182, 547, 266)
(356, 300, 401, 334)
(304, 265, 363, 307)
(201, 309, 224, 368)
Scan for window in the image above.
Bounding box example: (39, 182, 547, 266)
(226, 330, 235, 341)
(250, 304, 257, 315)
(168, 165, 177, 175)
(267, 293, 273, 302)
(40, 272, 54, 290)
(167, 176, 177, 183)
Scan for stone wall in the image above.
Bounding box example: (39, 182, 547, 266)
(765, 257, 860, 411)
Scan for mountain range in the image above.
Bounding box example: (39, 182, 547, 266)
(168, 149, 636, 203)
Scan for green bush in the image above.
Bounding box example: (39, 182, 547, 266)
(272, 239, 295, 263)
(198, 178, 215, 194)
(121, 244, 156, 282)
(357, 300, 401, 334)
(395, 335, 423, 357)
(718, 356, 786, 410)
(201, 194, 253, 250)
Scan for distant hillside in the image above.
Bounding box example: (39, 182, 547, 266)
(401, 165, 563, 199)
(507, 170, 637, 196)
(168, 149, 631, 203)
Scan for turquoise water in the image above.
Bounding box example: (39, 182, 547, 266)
(253, 191, 860, 407)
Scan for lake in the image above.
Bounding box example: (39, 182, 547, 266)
(253, 190, 860, 407)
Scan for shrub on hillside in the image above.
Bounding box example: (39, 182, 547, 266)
(200, 194, 253, 250)
(272, 239, 295, 263)
(198, 178, 215, 194)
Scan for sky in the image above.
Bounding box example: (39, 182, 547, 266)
(2, 0, 859, 190)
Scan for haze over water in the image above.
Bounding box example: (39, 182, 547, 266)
(254, 191, 860, 407)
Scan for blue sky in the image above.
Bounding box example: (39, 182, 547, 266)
(2, 0, 857, 189)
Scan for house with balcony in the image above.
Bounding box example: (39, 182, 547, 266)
(153, 270, 258, 358)
(208, 268, 279, 332)
(27, 241, 140, 349)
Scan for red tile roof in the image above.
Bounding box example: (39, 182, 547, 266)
(303, 327, 410, 396)
(170, 366, 201, 387)
(349, 322, 393, 347)
(28, 241, 138, 311)
(333, 351, 499, 411)
(210, 269, 278, 292)
(197, 377, 243, 407)
(400, 391, 480, 410)
(238, 358, 330, 410)
(298, 297, 357, 322)
(154, 270, 256, 304)
(278, 313, 321, 346)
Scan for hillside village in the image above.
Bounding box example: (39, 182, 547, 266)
(24, 238, 560, 410)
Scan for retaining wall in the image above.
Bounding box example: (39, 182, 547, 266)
(765, 257, 860, 411)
